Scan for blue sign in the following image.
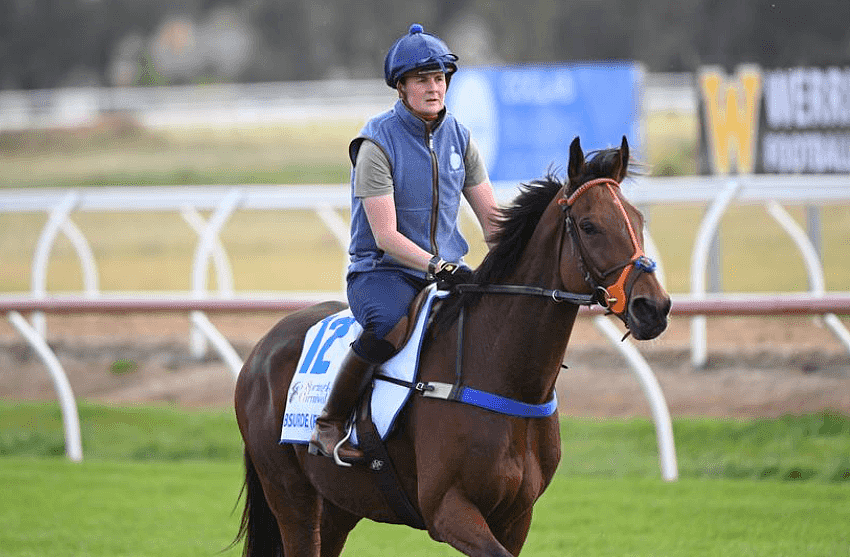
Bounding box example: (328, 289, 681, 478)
(446, 63, 643, 182)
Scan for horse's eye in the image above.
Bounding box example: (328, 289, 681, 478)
(579, 220, 598, 235)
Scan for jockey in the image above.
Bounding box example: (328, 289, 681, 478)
(309, 23, 499, 462)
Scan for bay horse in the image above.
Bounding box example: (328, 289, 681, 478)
(234, 136, 670, 556)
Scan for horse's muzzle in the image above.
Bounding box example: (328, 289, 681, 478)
(626, 295, 671, 340)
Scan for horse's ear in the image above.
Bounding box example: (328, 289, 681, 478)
(567, 137, 584, 185)
(615, 135, 629, 182)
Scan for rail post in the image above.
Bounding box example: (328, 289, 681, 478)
(690, 180, 741, 368)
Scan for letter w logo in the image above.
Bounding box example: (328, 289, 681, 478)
(699, 66, 762, 174)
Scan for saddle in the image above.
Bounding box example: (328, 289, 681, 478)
(347, 286, 444, 529)
(382, 286, 435, 353)
(349, 287, 439, 530)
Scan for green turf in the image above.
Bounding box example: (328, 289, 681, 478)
(2, 401, 849, 483)
(0, 457, 847, 557)
(0, 401, 241, 461)
(560, 414, 850, 483)
(1, 401, 849, 556)
(0, 457, 244, 557)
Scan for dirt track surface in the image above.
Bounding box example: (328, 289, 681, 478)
(1, 313, 849, 418)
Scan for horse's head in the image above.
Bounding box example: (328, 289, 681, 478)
(558, 136, 670, 340)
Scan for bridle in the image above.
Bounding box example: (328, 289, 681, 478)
(452, 176, 658, 323)
(557, 177, 657, 320)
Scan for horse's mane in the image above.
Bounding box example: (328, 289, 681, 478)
(432, 147, 631, 330)
(475, 175, 563, 285)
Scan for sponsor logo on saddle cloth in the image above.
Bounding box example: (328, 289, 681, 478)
(280, 285, 448, 446)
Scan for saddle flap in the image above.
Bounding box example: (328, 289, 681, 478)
(383, 286, 436, 351)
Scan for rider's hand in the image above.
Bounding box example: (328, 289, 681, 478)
(434, 261, 473, 287)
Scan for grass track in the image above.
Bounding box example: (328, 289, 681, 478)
(1, 402, 849, 555)
(0, 456, 847, 557)
(0, 457, 244, 557)
(3, 402, 850, 482)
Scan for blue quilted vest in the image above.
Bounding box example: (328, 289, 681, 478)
(348, 100, 470, 278)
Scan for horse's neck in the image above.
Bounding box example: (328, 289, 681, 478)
(463, 203, 583, 404)
(464, 296, 578, 404)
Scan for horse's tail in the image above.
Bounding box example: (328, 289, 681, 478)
(232, 449, 284, 557)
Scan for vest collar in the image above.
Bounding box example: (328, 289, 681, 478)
(395, 99, 447, 136)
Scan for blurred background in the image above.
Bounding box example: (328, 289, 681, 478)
(2, 0, 849, 89)
(2, 0, 849, 185)
(1, 0, 849, 294)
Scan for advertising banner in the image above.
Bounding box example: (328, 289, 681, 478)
(698, 64, 850, 174)
(446, 63, 643, 182)
(760, 66, 850, 173)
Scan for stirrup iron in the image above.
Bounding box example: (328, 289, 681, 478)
(332, 422, 355, 468)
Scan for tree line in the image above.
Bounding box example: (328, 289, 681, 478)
(1, 0, 848, 90)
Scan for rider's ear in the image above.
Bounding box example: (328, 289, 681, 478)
(567, 136, 584, 186)
(615, 135, 630, 182)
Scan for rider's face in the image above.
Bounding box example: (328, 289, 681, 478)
(398, 71, 447, 121)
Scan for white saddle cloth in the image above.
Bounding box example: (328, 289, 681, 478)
(280, 285, 447, 445)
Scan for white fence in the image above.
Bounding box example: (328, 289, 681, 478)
(3, 176, 850, 477)
(0, 74, 697, 132)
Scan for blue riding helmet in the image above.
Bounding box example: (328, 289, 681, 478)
(384, 23, 459, 88)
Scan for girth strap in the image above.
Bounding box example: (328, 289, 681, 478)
(421, 382, 558, 417)
(372, 377, 558, 418)
(354, 388, 427, 529)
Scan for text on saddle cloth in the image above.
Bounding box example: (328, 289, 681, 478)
(280, 285, 448, 446)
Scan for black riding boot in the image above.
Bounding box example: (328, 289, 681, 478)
(308, 331, 396, 462)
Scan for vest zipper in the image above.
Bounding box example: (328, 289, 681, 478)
(427, 127, 439, 256)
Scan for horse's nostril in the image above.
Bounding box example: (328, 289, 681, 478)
(630, 296, 670, 321)
(628, 296, 670, 340)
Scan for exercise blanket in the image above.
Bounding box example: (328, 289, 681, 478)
(280, 285, 447, 445)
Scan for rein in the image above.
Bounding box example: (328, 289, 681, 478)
(453, 283, 597, 305)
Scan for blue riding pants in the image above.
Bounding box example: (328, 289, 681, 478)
(346, 270, 428, 358)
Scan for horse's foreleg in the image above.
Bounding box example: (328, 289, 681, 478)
(493, 508, 533, 557)
(425, 487, 516, 557)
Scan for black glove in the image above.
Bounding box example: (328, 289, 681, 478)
(435, 261, 473, 288)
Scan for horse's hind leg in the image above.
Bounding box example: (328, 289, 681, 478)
(318, 498, 361, 557)
(261, 477, 359, 557)
(255, 457, 325, 556)
(252, 449, 359, 556)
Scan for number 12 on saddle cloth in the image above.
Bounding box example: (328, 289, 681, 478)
(280, 285, 448, 445)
